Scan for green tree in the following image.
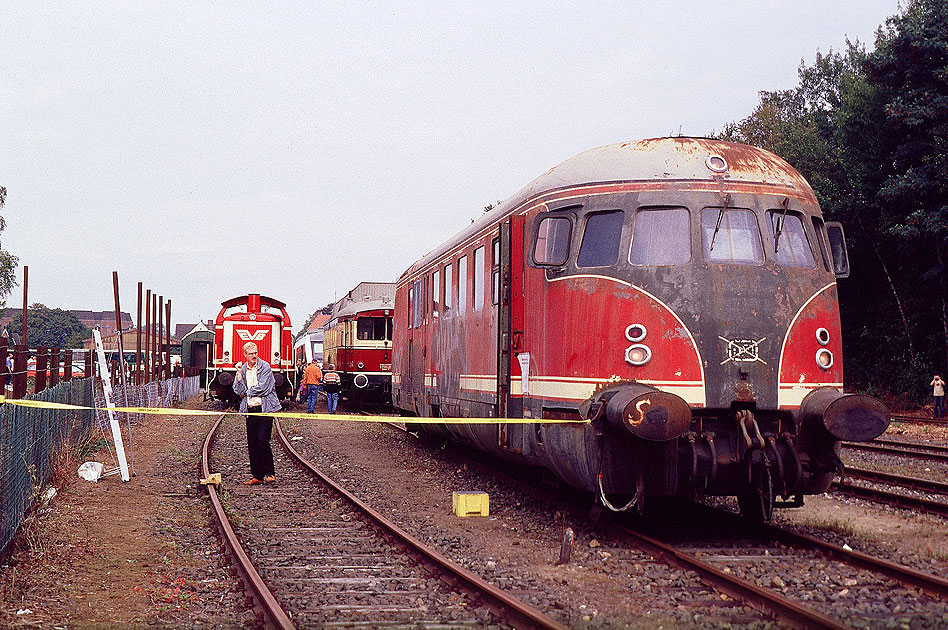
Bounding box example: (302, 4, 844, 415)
(0, 186, 18, 307)
(864, 0, 948, 371)
(6, 303, 92, 348)
(714, 3, 948, 401)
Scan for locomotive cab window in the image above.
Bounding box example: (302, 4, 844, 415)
(701, 207, 764, 265)
(577, 210, 623, 267)
(767, 210, 815, 268)
(629, 207, 691, 265)
(532, 216, 571, 266)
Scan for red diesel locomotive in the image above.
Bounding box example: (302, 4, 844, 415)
(392, 137, 889, 521)
(323, 282, 395, 406)
(208, 294, 295, 404)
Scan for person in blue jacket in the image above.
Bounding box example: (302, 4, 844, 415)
(232, 341, 282, 485)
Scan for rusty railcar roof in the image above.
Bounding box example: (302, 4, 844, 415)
(399, 138, 817, 283)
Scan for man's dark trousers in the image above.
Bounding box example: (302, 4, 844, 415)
(246, 406, 274, 480)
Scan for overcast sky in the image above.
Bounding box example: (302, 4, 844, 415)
(0, 1, 903, 331)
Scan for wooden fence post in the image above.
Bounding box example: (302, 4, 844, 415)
(49, 347, 61, 388)
(63, 349, 73, 382)
(12, 344, 27, 399)
(35, 346, 48, 393)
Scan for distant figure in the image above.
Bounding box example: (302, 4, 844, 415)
(233, 342, 281, 485)
(295, 359, 306, 402)
(5, 354, 12, 390)
(322, 364, 341, 414)
(301, 359, 323, 414)
(932, 375, 945, 419)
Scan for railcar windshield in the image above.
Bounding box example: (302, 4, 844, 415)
(701, 207, 764, 265)
(357, 317, 392, 341)
(629, 207, 691, 265)
(577, 210, 623, 267)
(767, 211, 816, 268)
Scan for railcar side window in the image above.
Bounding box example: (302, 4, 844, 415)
(629, 207, 691, 265)
(458, 255, 468, 314)
(577, 210, 623, 267)
(444, 263, 453, 318)
(411, 279, 423, 327)
(432, 270, 440, 317)
(533, 216, 571, 265)
(701, 208, 764, 265)
(491, 238, 500, 305)
(767, 211, 816, 268)
(408, 287, 414, 328)
(473, 246, 485, 311)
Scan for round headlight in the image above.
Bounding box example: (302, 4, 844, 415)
(625, 324, 647, 343)
(816, 348, 833, 369)
(357, 361, 365, 369)
(816, 328, 830, 346)
(625, 344, 652, 366)
(354, 373, 369, 388)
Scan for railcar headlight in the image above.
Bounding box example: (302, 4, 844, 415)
(816, 348, 833, 369)
(625, 324, 647, 343)
(354, 373, 369, 388)
(625, 344, 652, 366)
(358, 361, 365, 369)
(274, 350, 280, 358)
(816, 328, 830, 346)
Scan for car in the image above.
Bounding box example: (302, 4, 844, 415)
(26, 359, 86, 379)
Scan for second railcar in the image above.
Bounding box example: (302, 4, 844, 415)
(323, 282, 395, 407)
(391, 137, 889, 521)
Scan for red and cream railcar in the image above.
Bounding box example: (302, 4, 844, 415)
(323, 282, 395, 407)
(208, 294, 295, 403)
(392, 137, 889, 521)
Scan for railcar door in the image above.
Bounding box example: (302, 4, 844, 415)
(497, 215, 526, 451)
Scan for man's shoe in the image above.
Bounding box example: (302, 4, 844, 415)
(263, 475, 276, 483)
(243, 478, 263, 485)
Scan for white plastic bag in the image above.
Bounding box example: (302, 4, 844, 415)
(77, 461, 104, 482)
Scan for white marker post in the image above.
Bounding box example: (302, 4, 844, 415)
(93, 328, 130, 482)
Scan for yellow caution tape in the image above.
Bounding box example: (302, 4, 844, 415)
(0, 395, 588, 424)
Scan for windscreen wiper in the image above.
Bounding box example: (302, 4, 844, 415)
(774, 197, 790, 253)
(709, 193, 732, 252)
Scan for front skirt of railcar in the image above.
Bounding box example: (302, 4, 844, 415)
(580, 382, 889, 521)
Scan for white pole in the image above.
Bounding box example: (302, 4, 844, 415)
(93, 328, 130, 482)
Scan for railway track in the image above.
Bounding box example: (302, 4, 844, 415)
(382, 423, 948, 628)
(843, 440, 948, 463)
(890, 414, 946, 426)
(201, 413, 567, 630)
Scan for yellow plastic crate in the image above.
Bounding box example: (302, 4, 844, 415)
(452, 491, 489, 517)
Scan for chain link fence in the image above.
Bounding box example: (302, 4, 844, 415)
(1, 375, 201, 557)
